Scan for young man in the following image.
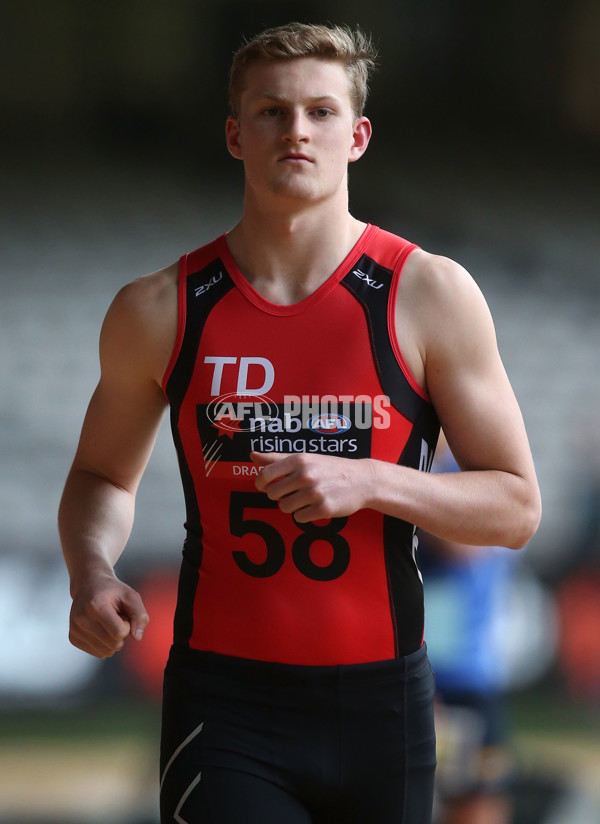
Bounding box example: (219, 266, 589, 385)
(59, 22, 541, 824)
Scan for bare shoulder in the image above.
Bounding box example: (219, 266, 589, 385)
(109, 261, 178, 320)
(101, 262, 179, 385)
(401, 248, 489, 319)
(395, 248, 496, 392)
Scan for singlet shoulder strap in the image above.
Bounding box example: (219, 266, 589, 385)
(163, 237, 235, 407)
(340, 228, 426, 422)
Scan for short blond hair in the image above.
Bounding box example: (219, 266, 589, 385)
(229, 22, 378, 119)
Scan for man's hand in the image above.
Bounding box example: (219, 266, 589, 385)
(251, 451, 374, 522)
(69, 573, 150, 659)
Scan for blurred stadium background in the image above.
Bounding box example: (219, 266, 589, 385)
(1, 1, 599, 822)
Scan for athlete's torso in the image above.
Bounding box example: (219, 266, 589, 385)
(163, 224, 439, 665)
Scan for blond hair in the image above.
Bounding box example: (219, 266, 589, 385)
(229, 22, 378, 119)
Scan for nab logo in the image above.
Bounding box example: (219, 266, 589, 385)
(308, 414, 352, 434)
(195, 271, 223, 298)
(352, 268, 384, 290)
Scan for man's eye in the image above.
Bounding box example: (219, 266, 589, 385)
(314, 109, 331, 118)
(263, 107, 280, 117)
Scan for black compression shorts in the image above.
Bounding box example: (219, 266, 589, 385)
(160, 644, 436, 823)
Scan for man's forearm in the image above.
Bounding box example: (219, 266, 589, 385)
(365, 459, 540, 549)
(58, 467, 136, 594)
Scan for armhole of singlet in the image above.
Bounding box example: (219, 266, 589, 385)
(161, 253, 188, 396)
(387, 246, 432, 402)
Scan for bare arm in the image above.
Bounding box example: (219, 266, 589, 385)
(58, 266, 177, 657)
(253, 253, 541, 549)
(398, 252, 541, 547)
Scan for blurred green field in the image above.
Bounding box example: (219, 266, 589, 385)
(1, 688, 599, 824)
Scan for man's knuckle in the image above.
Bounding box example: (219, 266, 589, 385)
(313, 489, 327, 506)
(315, 506, 331, 521)
(294, 454, 308, 471)
(85, 599, 101, 617)
(73, 612, 90, 631)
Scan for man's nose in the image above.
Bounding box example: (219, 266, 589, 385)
(283, 109, 309, 142)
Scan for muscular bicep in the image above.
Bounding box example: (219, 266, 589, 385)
(423, 260, 536, 482)
(70, 277, 173, 492)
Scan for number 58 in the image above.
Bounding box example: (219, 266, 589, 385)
(230, 491, 350, 582)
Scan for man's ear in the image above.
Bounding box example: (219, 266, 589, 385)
(348, 117, 372, 163)
(226, 117, 243, 160)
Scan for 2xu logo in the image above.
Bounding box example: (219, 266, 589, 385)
(352, 268, 384, 290)
(230, 491, 350, 581)
(195, 270, 223, 297)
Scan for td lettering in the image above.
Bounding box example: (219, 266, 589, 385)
(204, 356, 275, 396)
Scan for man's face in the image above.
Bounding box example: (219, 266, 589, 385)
(226, 58, 371, 206)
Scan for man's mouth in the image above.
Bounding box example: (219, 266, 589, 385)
(279, 152, 313, 163)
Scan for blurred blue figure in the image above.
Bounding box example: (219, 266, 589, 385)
(420, 435, 516, 824)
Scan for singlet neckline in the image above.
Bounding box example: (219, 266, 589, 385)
(217, 223, 378, 317)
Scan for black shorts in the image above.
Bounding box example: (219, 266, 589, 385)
(160, 644, 436, 824)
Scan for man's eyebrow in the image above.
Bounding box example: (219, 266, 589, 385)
(252, 93, 341, 105)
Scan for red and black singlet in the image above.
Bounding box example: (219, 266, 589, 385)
(162, 224, 439, 665)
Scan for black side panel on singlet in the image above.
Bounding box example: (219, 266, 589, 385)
(341, 253, 425, 422)
(385, 405, 440, 653)
(342, 253, 440, 655)
(165, 258, 235, 645)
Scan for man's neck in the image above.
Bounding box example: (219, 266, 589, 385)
(226, 197, 367, 305)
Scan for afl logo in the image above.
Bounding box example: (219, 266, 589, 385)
(206, 393, 278, 432)
(308, 414, 352, 434)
